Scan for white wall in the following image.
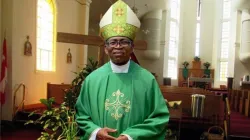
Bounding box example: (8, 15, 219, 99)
(1, 0, 85, 120)
(181, 0, 196, 62)
(181, 0, 215, 65)
(199, 0, 215, 63)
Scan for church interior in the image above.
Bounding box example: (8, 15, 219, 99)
(1, 0, 250, 139)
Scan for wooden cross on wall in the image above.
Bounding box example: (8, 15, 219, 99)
(57, 12, 147, 67)
(57, 32, 147, 66)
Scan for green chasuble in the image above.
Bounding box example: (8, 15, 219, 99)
(75, 61, 169, 140)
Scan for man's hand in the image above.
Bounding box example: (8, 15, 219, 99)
(116, 135, 128, 140)
(96, 127, 117, 140)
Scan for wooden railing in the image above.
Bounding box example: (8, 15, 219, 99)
(12, 83, 26, 119)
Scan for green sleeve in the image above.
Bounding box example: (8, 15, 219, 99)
(75, 78, 100, 139)
(122, 79, 170, 140)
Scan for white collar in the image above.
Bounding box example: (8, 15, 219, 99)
(110, 60, 130, 73)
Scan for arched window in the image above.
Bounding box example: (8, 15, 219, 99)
(36, 0, 56, 71)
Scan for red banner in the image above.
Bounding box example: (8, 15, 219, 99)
(0, 38, 7, 105)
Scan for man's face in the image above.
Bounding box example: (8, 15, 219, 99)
(105, 36, 133, 65)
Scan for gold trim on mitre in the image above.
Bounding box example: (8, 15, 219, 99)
(99, 0, 141, 41)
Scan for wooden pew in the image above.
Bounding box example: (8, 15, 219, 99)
(239, 90, 248, 114)
(245, 91, 250, 117)
(47, 83, 71, 105)
(160, 86, 212, 95)
(230, 89, 239, 111)
(224, 97, 231, 139)
(228, 89, 233, 106)
(229, 89, 235, 110)
(160, 86, 223, 125)
(228, 89, 249, 116)
(234, 90, 242, 112)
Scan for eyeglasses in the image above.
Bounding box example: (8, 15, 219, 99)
(106, 40, 132, 47)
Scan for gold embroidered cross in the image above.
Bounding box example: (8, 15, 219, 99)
(113, 26, 124, 34)
(115, 8, 124, 16)
(105, 90, 130, 120)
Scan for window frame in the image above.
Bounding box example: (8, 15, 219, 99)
(218, 0, 231, 81)
(35, 0, 57, 72)
(165, 0, 180, 79)
(195, 0, 202, 57)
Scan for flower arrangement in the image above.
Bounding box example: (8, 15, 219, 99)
(182, 61, 189, 69)
(194, 56, 200, 61)
(203, 62, 211, 69)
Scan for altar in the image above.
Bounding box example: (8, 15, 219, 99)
(188, 77, 214, 88)
(178, 67, 214, 88)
